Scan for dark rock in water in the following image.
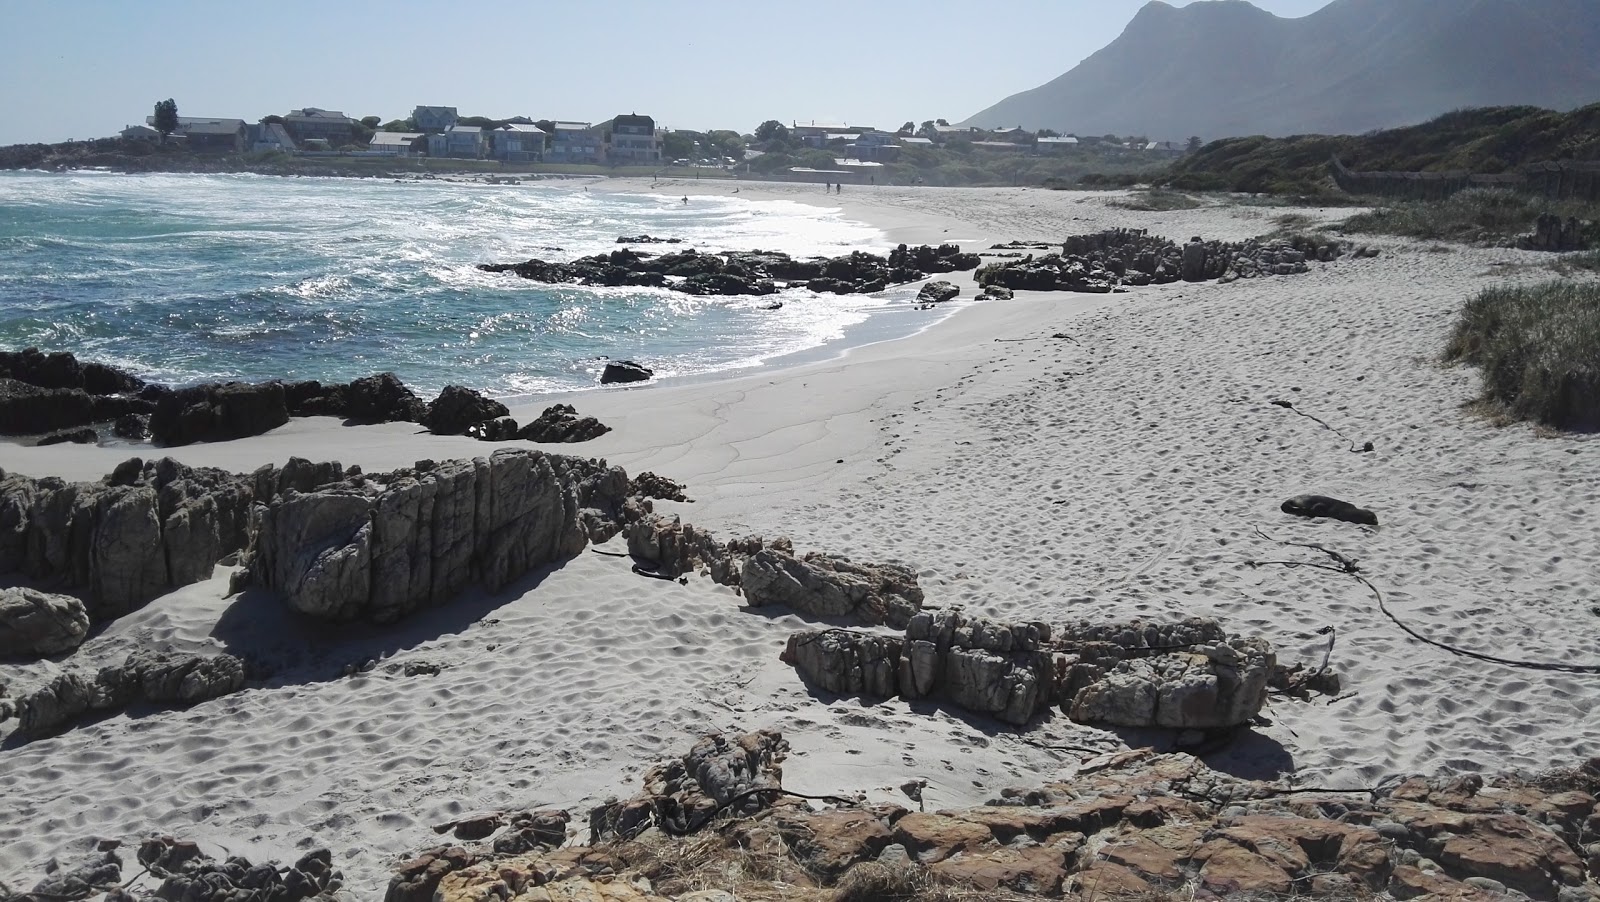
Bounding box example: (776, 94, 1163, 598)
(1281, 494, 1378, 526)
(683, 272, 777, 296)
(0, 347, 145, 395)
(112, 413, 148, 440)
(601, 360, 653, 385)
(518, 404, 611, 443)
(423, 385, 510, 436)
(344, 372, 427, 424)
(616, 234, 682, 244)
(979, 285, 1014, 300)
(916, 280, 960, 303)
(36, 426, 98, 446)
(467, 416, 520, 442)
(149, 381, 289, 446)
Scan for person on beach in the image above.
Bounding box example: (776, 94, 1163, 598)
(682, 196, 688, 205)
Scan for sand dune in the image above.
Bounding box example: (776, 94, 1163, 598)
(3, 186, 1597, 896)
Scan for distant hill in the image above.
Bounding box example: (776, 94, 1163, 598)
(961, 0, 1600, 140)
(1161, 104, 1600, 195)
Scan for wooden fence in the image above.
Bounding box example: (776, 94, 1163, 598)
(1330, 156, 1600, 203)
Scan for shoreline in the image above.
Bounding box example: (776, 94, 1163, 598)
(5, 186, 1598, 897)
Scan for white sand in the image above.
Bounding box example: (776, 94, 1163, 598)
(3, 185, 1598, 896)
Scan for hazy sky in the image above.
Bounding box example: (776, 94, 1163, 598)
(0, 0, 1331, 145)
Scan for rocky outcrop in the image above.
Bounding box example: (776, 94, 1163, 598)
(239, 449, 629, 623)
(601, 360, 653, 385)
(0, 587, 90, 659)
(110, 836, 343, 902)
(976, 229, 1353, 295)
(589, 730, 790, 841)
(36, 426, 98, 446)
(284, 372, 428, 424)
(1, 650, 246, 738)
(516, 404, 612, 443)
(742, 551, 924, 627)
(113, 413, 149, 440)
(0, 378, 151, 436)
(629, 472, 687, 502)
(916, 280, 960, 304)
(0, 457, 345, 618)
(25, 845, 123, 901)
(148, 380, 290, 446)
(481, 243, 979, 298)
(783, 613, 1272, 728)
(0, 347, 145, 395)
(423, 385, 510, 436)
(386, 730, 1600, 902)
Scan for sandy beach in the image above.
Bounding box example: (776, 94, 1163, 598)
(3, 183, 1598, 896)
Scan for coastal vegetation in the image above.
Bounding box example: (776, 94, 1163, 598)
(1342, 189, 1600, 244)
(1163, 104, 1600, 196)
(1445, 280, 1600, 431)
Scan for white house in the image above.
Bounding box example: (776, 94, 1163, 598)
(370, 132, 423, 156)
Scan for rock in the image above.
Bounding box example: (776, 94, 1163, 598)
(518, 404, 612, 443)
(0, 587, 90, 658)
(770, 807, 898, 877)
(742, 549, 924, 627)
(344, 372, 428, 424)
(590, 730, 788, 840)
(617, 234, 682, 244)
(979, 285, 1014, 300)
(148, 380, 289, 446)
(891, 812, 995, 863)
(423, 385, 510, 436)
(1181, 237, 1207, 282)
(0, 347, 145, 395)
(467, 416, 520, 442)
(931, 845, 1075, 894)
(6, 650, 245, 738)
(629, 472, 687, 502)
(112, 413, 148, 440)
(492, 809, 571, 855)
(36, 426, 98, 446)
(916, 280, 960, 303)
(387, 846, 474, 902)
(0, 379, 96, 435)
(601, 360, 653, 385)
(30, 847, 122, 901)
(133, 837, 341, 902)
(242, 449, 629, 622)
(1281, 494, 1379, 526)
(1067, 639, 1275, 729)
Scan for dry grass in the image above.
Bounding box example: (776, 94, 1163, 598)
(1444, 280, 1600, 431)
(1343, 188, 1600, 244)
(1108, 190, 1203, 212)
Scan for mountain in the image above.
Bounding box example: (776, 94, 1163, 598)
(960, 0, 1600, 140)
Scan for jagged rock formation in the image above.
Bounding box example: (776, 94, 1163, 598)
(35, 426, 99, 446)
(238, 449, 629, 622)
(0, 587, 91, 659)
(95, 836, 343, 901)
(590, 730, 789, 841)
(514, 404, 612, 443)
(24, 845, 124, 901)
(0, 457, 340, 618)
(480, 243, 980, 298)
(423, 385, 510, 436)
(601, 360, 653, 385)
(0, 378, 152, 436)
(976, 229, 1356, 295)
(783, 613, 1272, 728)
(284, 372, 429, 424)
(628, 472, 687, 503)
(388, 731, 1600, 902)
(0, 650, 246, 738)
(623, 513, 922, 625)
(916, 280, 960, 304)
(148, 380, 290, 446)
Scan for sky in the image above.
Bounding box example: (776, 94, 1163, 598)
(0, 0, 1331, 146)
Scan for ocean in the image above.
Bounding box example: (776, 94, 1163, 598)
(0, 170, 904, 397)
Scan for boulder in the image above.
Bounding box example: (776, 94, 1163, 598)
(916, 281, 960, 303)
(466, 416, 520, 442)
(0, 379, 96, 435)
(590, 730, 789, 840)
(343, 372, 427, 423)
(0, 347, 144, 395)
(1068, 640, 1275, 729)
(148, 381, 289, 446)
(423, 385, 510, 436)
(112, 413, 148, 440)
(601, 360, 653, 385)
(5, 650, 246, 738)
(517, 404, 611, 443)
(29, 847, 122, 901)
(0, 587, 90, 658)
(241, 449, 629, 622)
(742, 549, 924, 626)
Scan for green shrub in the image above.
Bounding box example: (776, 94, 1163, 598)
(1110, 189, 1202, 211)
(1445, 280, 1600, 431)
(1343, 189, 1600, 243)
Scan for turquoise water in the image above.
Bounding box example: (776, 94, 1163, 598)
(0, 171, 896, 396)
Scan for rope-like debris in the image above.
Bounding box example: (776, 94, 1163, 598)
(1251, 527, 1600, 674)
(1269, 398, 1373, 453)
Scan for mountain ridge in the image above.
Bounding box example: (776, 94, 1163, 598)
(960, 0, 1600, 140)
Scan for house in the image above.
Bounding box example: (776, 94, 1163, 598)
(987, 126, 1029, 141)
(284, 108, 357, 146)
(143, 117, 247, 152)
(120, 125, 159, 141)
(443, 124, 486, 159)
(900, 136, 934, 147)
(792, 121, 872, 148)
(847, 131, 901, 162)
(370, 131, 424, 156)
(972, 141, 1026, 153)
(545, 122, 604, 164)
(1036, 136, 1080, 154)
(493, 124, 545, 162)
(608, 113, 661, 164)
(413, 106, 459, 132)
(932, 125, 979, 142)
